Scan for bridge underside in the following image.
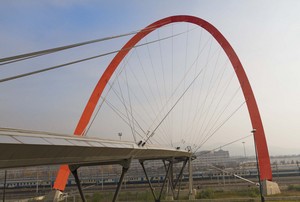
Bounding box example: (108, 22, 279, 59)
(0, 131, 193, 201)
(0, 131, 191, 169)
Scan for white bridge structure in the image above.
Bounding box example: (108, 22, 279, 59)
(0, 129, 195, 201)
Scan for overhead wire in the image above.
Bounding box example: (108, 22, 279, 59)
(188, 38, 213, 142)
(185, 39, 220, 147)
(132, 47, 170, 145)
(193, 99, 247, 153)
(145, 37, 163, 108)
(0, 31, 186, 83)
(185, 28, 203, 145)
(117, 75, 136, 141)
(170, 24, 174, 147)
(197, 84, 243, 145)
(133, 27, 199, 144)
(157, 29, 171, 144)
(146, 35, 211, 133)
(0, 23, 172, 65)
(0, 31, 137, 65)
(193, 134, 256, 185)
(124, 71, 158, 128)
(98, 97, 148, 142)
(144, 27, 199, 139)
(194, 134, 252, 156)
(134, 48, 160, 114)
(144, 35, 171, 140)
(144, 36, 169, 140)
(180, 32, 208, 146)
(84, 54, 160, 143)
(188, 47, 222, 146)
(207, 164, 257, 185)
(103, 79, 170, 144)
(83, 51, 134, 136)
(188, 60, 233, 148)
(144, 53, 208, 144)
(179, 24, 190, 145)
(85, 39, 171, 144)
(195, 67, 233, 144)
(124, 56, 170, 143)
(124, 67, 137, 142)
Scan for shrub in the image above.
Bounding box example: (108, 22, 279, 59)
(288, 184, 300, 191)
(248, 187, 259, 197)
(197, 188, 215, 199)
(91, 193, 104, 202)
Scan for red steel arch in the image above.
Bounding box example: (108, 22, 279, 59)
(54, 15, 272, 191)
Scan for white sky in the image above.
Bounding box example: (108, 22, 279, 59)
(0, 0, 299, 156)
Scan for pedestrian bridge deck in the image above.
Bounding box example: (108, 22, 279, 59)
(0, 130, 190, 169)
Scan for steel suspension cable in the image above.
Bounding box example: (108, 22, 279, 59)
(0, 32, 186, 83)
(179, 24, 190, 145)
(196, 84, 242, 145)
(146, 36, 211, 132)
(116, 75, 136, 141)
(124, 68, 137, 142)
(83, 52, 133, 136)
(194, 63, 233, 143)
(99, 97, 150, 142)
(124, 56, 170, 141)
(187, 61, 230, 146)
(94, 61, 170, 144)
(187, 62, 233, 147)
(157, 29, 171, 144)
(134, 49, 160, 116)
(144, 58, 207, 144)
(105, 73, 169, 144)
(185, 40, 218, 146)
(193, 99, 247, 153)
(191, 83, 239, 148)
(144, 36, 171, 138)
(194, 134, 252, 156)
(185, 28, 203, 145)
(189, 47, 222, 144)
(0, 24, 172, 65)
(132, 71, 170, 143)
(170, 25, 174, 146)
(0, 32, 137, 65)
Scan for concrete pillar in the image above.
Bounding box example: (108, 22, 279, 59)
(44, 189, 63, 202)
(188, 156, 195, 200)
(262, 180, 281, 195)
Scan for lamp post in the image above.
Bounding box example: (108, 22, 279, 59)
(252, 129, 264, 202)
(3, 170, 7, 202)
(242, 141, 246, 159)
(118, 132, 122, 141)
(101, 168, 104, 190)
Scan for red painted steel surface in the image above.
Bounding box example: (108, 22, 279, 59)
(53, 15, 272, 191)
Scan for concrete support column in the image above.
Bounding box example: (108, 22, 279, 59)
(188, 156, 195, 200)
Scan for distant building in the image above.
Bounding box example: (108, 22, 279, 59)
(193, 149, 233, 170)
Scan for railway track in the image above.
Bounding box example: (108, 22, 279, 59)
(1, 176, 299, 200)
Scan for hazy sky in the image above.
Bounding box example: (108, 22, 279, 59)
(0, 0, 299, 156)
